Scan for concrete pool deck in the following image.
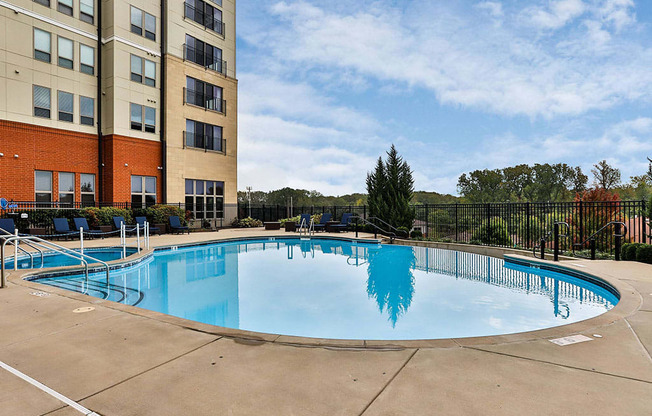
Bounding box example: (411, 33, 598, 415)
(1, 229, 651, 415)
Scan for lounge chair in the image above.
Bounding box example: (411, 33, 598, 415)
(329, 213, 354, 232)
(73, 218, 103, 238)
(113, 216, 136, 235)
(312, 213, 332, 232)
(169, 216, 190, 234)
(135, 217, 161, 235)
(0, 218, 16, 236)
(53, 218, 78, 240)
(298, 214, 311, 228)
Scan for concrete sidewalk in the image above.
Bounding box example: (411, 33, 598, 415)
(1, 231, 651, 415)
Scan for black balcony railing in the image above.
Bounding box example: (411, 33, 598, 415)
(183, 44, 227, 76)
(183, 87, 226, 115)
(183, 131, 227, 154)
(184, 2, 225, 36)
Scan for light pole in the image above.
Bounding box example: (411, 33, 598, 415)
(246, 186, 252, 218)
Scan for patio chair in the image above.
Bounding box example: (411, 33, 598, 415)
(298, 214, 311, 228)
(113, 216, 136, 235)
(0, 218, 16, 236)
(53, 218, 78, 240)
(73, 218, 103, 238)
(135, 217, 161, 235)
(328, 213, 354, 232)
(169, 216, 190, 234)
(312, 213, 332, 232)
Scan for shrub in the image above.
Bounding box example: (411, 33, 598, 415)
(397, 226, 410, 237)
(410, 229, 423, 239)
(232, 217, 263, 228)
(621, 243, 643, 261)
(635, 244, 652, 264)
(472, 218, 512, 246)
(79, 207, 133, 227)
(148, 205, 187, 226)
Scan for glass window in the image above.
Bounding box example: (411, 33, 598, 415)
(144, 106, 156, 133)
(33, 0, 51, 7)
(185, 179, 194, 194)
(185, 179, 224, 219)
(130, 55, 143, 83)
(184, 119, 224, 152)
(58, 91, 73, 122)
(131, 7, 143, 35)
(58, 172, 74, 205)
(144, 60, 156, 87)
(80, 44, 94, 75)
(58, 37, 73, 69)
(130, 103, 142, 130)
(131, 175, 156, 208)
(34, 28, 51, 62)
(35, 171, 52, 203)
(185, 0, 224, 35)
(80, 96, 94, 126)
(145, 13, 156, 41)
(131, 175, 142, 193)
(58, 0, 73, 16)
(81, 173, 95, 206)
(80, 0, 94, 23)
(34, 86, 51, 118)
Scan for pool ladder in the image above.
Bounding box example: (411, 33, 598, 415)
(298, 218, 314, 237)
(0, 232, 109, 289)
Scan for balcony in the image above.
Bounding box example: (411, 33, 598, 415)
(183, 88, 226, 115)
(183, 44, 227, 76)
(183, 131, 227, 154)
(184, 2, 225, 37)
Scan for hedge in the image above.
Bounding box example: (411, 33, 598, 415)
(635, 244, 652, 264)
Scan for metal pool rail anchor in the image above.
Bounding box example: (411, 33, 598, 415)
(573, 221, 628, 261)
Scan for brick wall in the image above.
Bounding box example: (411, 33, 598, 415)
(102, 135, 163, 203)
(0, 120, 98, 202)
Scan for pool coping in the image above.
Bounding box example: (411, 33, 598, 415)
(6, 235, 642, 349)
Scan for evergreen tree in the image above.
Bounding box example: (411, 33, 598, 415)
(366, 145, 415, 229)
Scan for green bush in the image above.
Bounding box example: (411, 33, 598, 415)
(147, 205, 187, 226)
(635, 244, 652, 264)
(621, 243, 643, 261)
(472, 218, 512, 246)
(410, 229, 423, 238)
(397, 226, 409, 237)
(80, 207, 133, 227)
(232, 217, 263, 228)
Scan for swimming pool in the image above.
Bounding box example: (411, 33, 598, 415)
(33, 238, 618, 340)
(6, 248, 136, 270)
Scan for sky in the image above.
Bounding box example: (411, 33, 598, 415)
(235, 0, 652, 196)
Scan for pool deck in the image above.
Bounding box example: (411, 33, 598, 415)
(1, 229, 651, 415)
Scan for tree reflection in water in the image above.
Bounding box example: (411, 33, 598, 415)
(366, 247, 417, 327)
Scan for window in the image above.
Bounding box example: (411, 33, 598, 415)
(33, 0, 50, 7)
(184, 34, 225, 74)
(80, 0, 94, 24)
(130, 55, 156, 86)
(130, 103, 142, 130)
(58, 0, 73, 16)
(34, 28, 51, 63)
(184, 0, 224, 35)
(131, 7, 143, 35)
(145, 13, 156, 41)
(59, 172, 75, 205)
(185, 179, 224, 219)
(35, 171, 52, 203)
(80, 96, 94, 126)
(185, 76, 225, 114)
(80, 44, 94, 75)
(57, 37, 73, 69)
(185, 119, 224, 152)
(131, 176, 156, 208)
(81, 173, 95, 206)
(58, 91, 73, 122)
(144, 107, 156, 133)
(33, 86, 51, 118)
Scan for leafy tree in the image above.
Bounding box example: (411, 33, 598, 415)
(571, 166, 589, 194)
(592, 160, 621, 190)
(457, 169, 506, 202)
(502, 164, 533, 201)
(366, 145, 415, 229)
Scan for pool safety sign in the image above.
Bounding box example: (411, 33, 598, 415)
(549, 335, 593, 346)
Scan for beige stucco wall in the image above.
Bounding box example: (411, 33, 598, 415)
(165, 54, 237, 216)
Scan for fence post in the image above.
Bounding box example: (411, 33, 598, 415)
(363, 205, 366, 220)
(262, 204, 266, 222)
(553, 223, 559, 262)
(579, 199, 584, 246)
(455, 204, 458, 242)
(615, 222, 622, 261)
(642, 200, 647, 245)
(590, 239, 596, 260)
(526, 202, 530, 249)
(540, 238, 545, 260)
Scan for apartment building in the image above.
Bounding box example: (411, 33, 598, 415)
(0, 0, 237, 223)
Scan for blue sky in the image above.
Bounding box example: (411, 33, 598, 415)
(235, 0, 652, 195)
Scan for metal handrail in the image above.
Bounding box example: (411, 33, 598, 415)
(298, 218, 314, 237)
(0, 229, 43, 269)
(366, 216, 409, 238)
(532, 222, 569, 259)
(350, 216, 400, 242)
(183, 43, 227, 75)
(574, 221, 628, 249)
(1, 234, 110, 288)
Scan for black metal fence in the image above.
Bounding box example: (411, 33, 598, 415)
(239, 200, 649, 254)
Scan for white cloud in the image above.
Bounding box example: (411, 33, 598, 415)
(597, 0, 636, 31)
(521, 0, 587, 30)
(476, 1, 504, 18)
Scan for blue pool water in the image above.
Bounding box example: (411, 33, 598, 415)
(6, 248, 136, 270)
(34, 239, 618, 340)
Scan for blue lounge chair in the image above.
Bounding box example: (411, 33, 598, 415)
(73, 218, 103, 238)
(169, 216, 190, 234)
(53, 218, 78, 240)
(113, 216, 136, 235)
(135, 217, 161, 235)
(0, 218, 16, 236)
(329, 213, 354, 232)
(312, 213, 332, 232)
(299, 213, 311, 228)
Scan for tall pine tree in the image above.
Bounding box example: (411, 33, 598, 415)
(366, 145, 415, 229)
